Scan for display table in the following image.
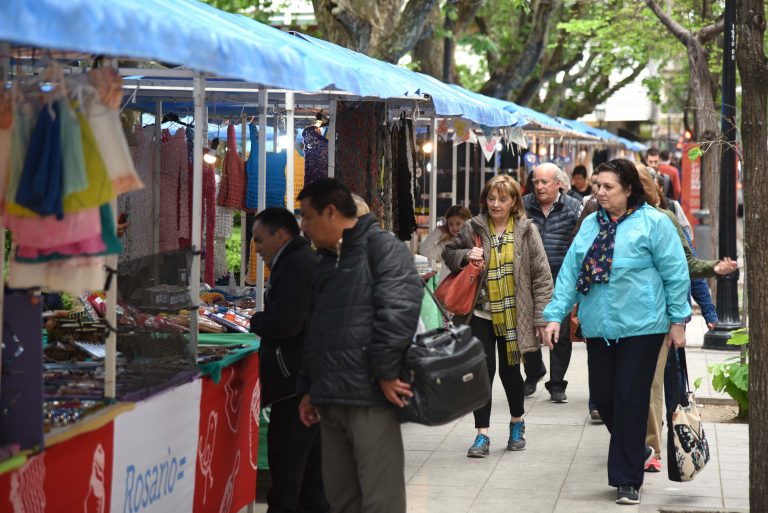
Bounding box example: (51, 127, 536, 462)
(0, 347, 261, 513)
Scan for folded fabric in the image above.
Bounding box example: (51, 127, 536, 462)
(85, 98, 143, 194)
(5, 207, 102, 247)
(15, 102, 64, 218)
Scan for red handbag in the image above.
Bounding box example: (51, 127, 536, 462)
(435, 234, 484, 316)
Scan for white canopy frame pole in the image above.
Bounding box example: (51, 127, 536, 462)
(480, 133, 486, 192)
(153, 101, 162, 255)
(451, 141, 457, 205)
(189, 73, 206, 356)
(285, 91, 295, 212)
(256, 89, 268, 311)
(494, 138, 500, 176)
(464, 141, 470, 207)
(327, 99, 337, 178)
(240, 116, 248, 287)
(429, 118, 438, 231)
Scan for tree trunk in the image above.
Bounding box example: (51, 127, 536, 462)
(736, 2, 768, 510)
(686, 37, 720, 261)
(411, 4, 444, 79)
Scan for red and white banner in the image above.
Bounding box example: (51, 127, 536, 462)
(0, 421, 115, 513)
(194, 355, 260, 513)
(110, 380, 202, 513)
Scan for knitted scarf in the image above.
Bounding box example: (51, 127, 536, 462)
(487, 217, 519, 365)
(576, 207, 637, 295)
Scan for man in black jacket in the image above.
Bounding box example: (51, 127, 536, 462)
(523, 163, 583, 403)
(296, 179, 422, 513)
(249, 207, 327, 513)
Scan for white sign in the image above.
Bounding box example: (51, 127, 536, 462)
(111, 381, 202, 513)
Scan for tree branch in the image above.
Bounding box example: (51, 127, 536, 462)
(483, 0, 562, 99)
(594, 64, 644, 105)
(374, 0, 440, 62)
(644, 0, 693, 45)
(697, 17, 725, 43)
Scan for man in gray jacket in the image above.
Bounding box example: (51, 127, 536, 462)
(523, 163, 582, 403)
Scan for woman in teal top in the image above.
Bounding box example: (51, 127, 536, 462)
(542, 159, 690, 506)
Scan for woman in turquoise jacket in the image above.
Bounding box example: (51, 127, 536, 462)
(542, 158, 691, 506)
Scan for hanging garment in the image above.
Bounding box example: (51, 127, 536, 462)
(6, 207, 101, 248)
(8, 255, 106, 296)
(121, 124, 157, 263)
(290, 149, 305, 207)
(335, 102, 378, 205)
(214, 174, 235, 282)
(159, 127, 188, 251)
(4, 102, 35, 214)
(16, 204, 121, 262)
(302, 125, 328, 186)
(85, 96, 144, 194)
(88, 67, 123, 110)
(246, 237, 257, 286)
(15, 102, 64, 219)
(0, 91, 12, 212)
(59, 100, 88, 197)
(217, 124, 246, 209)
(245, 125, 288, 209)
(391, 117, 417, 241)
(201, 161, 216, 286)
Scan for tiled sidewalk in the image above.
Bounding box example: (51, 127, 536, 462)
(246, 316, 750, 513)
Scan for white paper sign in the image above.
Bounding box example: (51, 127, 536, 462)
(110, 380, 202, 513)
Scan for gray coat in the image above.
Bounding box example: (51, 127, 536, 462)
(523, 192, 582, 280)
(442, 214, 553, 354)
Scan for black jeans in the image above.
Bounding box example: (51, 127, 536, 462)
(523, 313, 572, 392)
(471, 316, 525, 428)
(586, 334, 664, 489)
(267, 395, 329, 513)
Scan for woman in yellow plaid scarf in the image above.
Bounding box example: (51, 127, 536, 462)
(442, 175, 553, 458)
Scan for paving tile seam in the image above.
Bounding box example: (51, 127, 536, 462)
(552, 415, 589, 513)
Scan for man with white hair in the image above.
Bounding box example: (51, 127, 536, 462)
(522, 163, 583, 403)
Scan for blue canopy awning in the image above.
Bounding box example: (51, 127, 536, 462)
(1, 0, 357, 93)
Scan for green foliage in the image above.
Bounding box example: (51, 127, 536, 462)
(226, 225, 242, 275)
(688, 146, 704, 161)
(708, 329, 750, 418)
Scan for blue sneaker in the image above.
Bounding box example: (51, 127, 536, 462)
(467, 434, 490, 458)
(507, 420, 526, 451)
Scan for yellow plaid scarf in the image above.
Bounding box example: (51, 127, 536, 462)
(487, 217, 519, 365)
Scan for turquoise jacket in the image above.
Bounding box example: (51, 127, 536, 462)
(543, 203, 692, 340)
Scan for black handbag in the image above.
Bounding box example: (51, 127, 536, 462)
(397, 286, 491, 426)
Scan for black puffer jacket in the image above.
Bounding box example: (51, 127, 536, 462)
(297, 214, 423, 407)
(523, 192, 582, 280)
(250, 236, 319, 406)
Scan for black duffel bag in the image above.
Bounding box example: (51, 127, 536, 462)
(397, 287, 490, 426)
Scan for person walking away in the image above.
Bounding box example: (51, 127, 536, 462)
(543, 159, 691, 505)
(443, 175, 553, 458)
(635, 165, 737, 472)
(522, 163, 582, 403)
(249, 207, 328, 513)
(567, 165, 592, 203)
(296, 179, 422, 513)
(419, 205, 472, 280)
(657, 149, 682, 201)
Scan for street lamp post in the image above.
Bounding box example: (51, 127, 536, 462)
(703, 0, 740, 350)
(595, 107, 606, 128)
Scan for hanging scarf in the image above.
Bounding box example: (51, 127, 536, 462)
(576, 207, 637, 295)
(487, 217, 519, 366)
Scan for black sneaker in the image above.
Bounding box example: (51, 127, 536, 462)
(616, 486, 640, 505)
(467, 434, 490, 458)
(550, 390, 568, 403)
(524, 372, 545, 397)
